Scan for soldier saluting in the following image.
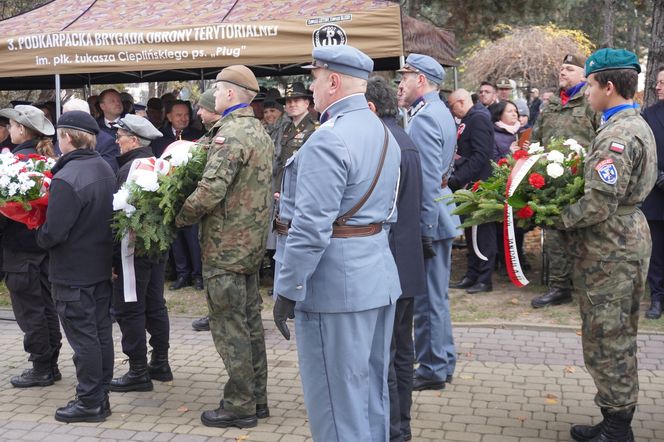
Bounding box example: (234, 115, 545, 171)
(560, 48, 657, 442)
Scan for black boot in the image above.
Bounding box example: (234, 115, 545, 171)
(148, 351, 173, 382)
(531, 288, 572, 308)
(10, 364, 54, 388)
(571, 408, 608, 442)
(645, 300, 663, 319)
(588, 408, 635, 442)
(55, 398, 107, 423)
(109, 359, 153, 392)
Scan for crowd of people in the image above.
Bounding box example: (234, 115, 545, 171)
(0, 43, 662, 442)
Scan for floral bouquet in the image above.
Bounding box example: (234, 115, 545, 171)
(112, 141, 207, 257)
(449, 138, 586, 286)
(0, 152, 56, 229)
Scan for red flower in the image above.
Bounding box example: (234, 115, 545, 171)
(571, 165, 578, 175)
(43, 170, 53, 179)
(497, 158, 509, 167)
(512, 149, 529, 160)
(28, 154, 45, 160)
(516, 206, 535, 219)
(16, 153, 27, 161)
(471, 180, 481, 192)
(528, 172, 546, 189)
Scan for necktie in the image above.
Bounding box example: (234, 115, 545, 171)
(175, 129, 182, 140)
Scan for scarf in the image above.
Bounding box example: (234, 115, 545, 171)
(495, 120, 521, 135)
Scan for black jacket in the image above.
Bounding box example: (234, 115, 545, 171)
(642, 101, 664, 221)
(36, 149, 116, 286)
(1, 140, 46, 255)
(151, 123, 204, 158)
(384, 117, 427, 298)
(449, 102, 494, 190)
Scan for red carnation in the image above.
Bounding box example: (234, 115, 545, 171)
(512, 149, 529, 160)
(571, 165, 578, 175)
(497, 158, 509, 167)
(16, 154, 27, 161)
(43, 170, 53, 179)
(471, 180, 481, 192)
(28, 154, 45, 160)
(528, 173, 546, 189)
(516, 206, 535, 219)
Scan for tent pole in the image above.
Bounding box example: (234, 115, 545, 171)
(200, 69, 205, 91)
(453, 67, 458, 90)
(55, 74, 62, 121)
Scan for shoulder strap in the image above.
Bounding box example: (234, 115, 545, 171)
(335, 121, 390, 226)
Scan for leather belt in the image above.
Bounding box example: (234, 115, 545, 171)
(273, 218, 382, 238)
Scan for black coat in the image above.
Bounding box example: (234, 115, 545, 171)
(36, 149, 116, 286)
(151, 123, 204, 158)
(642, 101, 664, 221)
(384, 117, 427, 298)
(449, 102, 494, 190)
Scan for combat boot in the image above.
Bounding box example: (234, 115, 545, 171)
(571, 408, 608, 441)
(577, 408, 634, 442)
(109, 358, 153, 392)
(148, 350, 173, 382)
(10, 363, 54, 388)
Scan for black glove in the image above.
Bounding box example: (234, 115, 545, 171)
(422, 236, 436, 259)
(273, 295, 296, 340)
(656, 171, 664, 191)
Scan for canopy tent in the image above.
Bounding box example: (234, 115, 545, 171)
(0, 0, 457, 91)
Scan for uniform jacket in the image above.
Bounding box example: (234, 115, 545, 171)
(562, 108, 657, 261)
(274, 94, 402, 313)
(176, 106, 273, 276)
(384, 117, 426, 299)
(36, 149, 116, 286)
(151, 123, 204, 158)
(449, 102, 494, 190)
(533, 84, 600, 148)
(275, 114, 317, 190)
(641, 101, 664, 221)
(406, 90, 460, 240)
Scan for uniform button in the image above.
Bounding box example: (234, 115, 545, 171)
(296, 284, 303, 290)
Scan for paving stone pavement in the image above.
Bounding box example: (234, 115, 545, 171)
(0, 310, 661, 442)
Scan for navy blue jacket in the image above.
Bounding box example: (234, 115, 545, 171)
(449, 102, 494, 190)
(642, 101, 664, 221)
(384, 117, 427, 299)
(151, 123, 204, 158)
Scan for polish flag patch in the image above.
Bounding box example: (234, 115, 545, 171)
(609, 142, 625, 154)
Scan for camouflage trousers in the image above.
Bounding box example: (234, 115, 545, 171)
(206, 271, 268, 415)
(572, 258, 648, 411)
(544, 228, 573, 290)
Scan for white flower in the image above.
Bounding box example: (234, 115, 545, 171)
(133, 171, 160, 192)
(113, 187, 131, 211)
(124, 204, 137, 217)
(546, 162, 565, 179)
(169, 147, 192, 167)
(547, 150, 565, 163)
(527, 142, 544, 154)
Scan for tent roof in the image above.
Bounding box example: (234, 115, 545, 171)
(0, 0, 456, 90)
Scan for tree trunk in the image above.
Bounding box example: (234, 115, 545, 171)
(644, 0, 664, 107)
(600, 0, 618, 48)
(629, 7, 639, 54)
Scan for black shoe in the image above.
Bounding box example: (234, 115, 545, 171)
(466, 282, 492, 294)
(192, 316, 210, 331)
(101, 395, 112, 418)
(220, 399, 270, 419)
(55, 399, 107, 423)
(645, 300, 662, 319)
(572, 407, 634, 442)
(53, 366, 62, 382)
(148, 351, 173, 382)
(201, 406, 257, 428)
(110, 359, 153, 392)
(451, 277, 476, 289)
(412, 375, 445, 391)
(10, 368, 54, 388)
(531, 288, 572, 308)
(403, 433, 412, 441)
(571, 408, 607, 442)
(169, 276, 190, 290)
(446, 374, 453, 384)
(193, 277, 204, 291)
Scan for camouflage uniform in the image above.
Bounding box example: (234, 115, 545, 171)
(562, 107, 657, 410)
(533, 85, 601, 290)
(176, 106, 273, 415)
(274, 114, 317, 189)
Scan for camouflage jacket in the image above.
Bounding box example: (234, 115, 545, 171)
(197, 118, 223, 145)
(275, 113, 318, 188)
(176, 106, 273, 276)
(532, 84, 601, 148)
(562, 107, 657, 260)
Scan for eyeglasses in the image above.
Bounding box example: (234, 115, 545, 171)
(115, 133, 134, 140)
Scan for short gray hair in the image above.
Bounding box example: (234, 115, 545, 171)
(63, 98, 91, 114)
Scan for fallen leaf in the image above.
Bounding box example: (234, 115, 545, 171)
(236, 436, 249, 441)
(545, 398, 559, 405)
(459, 374, 473, 380)
(177, 406, 189, 412)
(545, 393, 558, 399)
(544, 393, 559, 404)
(576, 330, 582, 336)
(516, 415, 527, 422)
(564, 366, 576, 374)
(510, 298, 519, 305)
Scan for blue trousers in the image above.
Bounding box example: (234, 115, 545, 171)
(295, 304, 396, 442)
(414, 238, 455, 381)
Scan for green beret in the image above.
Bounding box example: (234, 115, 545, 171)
(585, 48, 641, 77)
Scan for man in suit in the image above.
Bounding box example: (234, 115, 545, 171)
(96, 89, 124, 138)
(642, 67, 664, 320)
(366, 76, 426, 442)
(447, 89, 496, 293)
(397, 53, 461, 392)
(272, 45, 401, 441)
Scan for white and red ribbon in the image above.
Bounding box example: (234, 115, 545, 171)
(503, 154, 543, 287)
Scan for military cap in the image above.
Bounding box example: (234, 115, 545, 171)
(215, 65, 260, 93)
(397, 53, 445, 85)
(585, 48, 641, 76)
(117, 114, 162, 140)
(496, 77, 512, 89)
(0, 105, 55, 136)
(56, 110, 99, 134)
(562, 54, 586, 69)
(278, 82, 312, 103)
(134, 103, 146, 112)
(264, 100, 284, 112)
(304, 45, 374, 80)
(198, 89, 217, 113)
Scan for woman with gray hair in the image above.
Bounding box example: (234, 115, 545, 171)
(109, 114, 174, 392)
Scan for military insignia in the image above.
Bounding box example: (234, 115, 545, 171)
(294, 132, 304, 140)
(609, 142, 625, 154)
(214, 136, 225, 145)
(595, 158, 617, 185)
